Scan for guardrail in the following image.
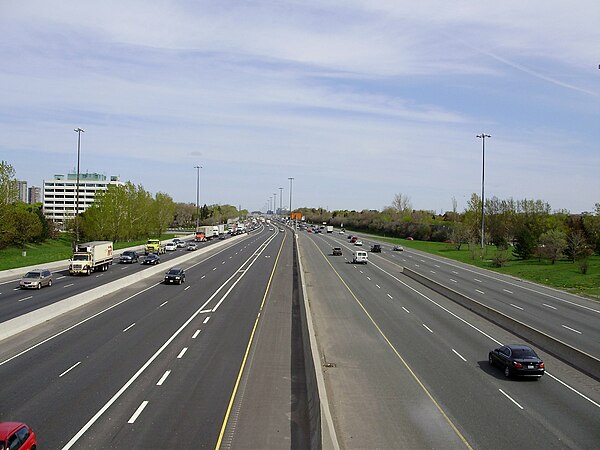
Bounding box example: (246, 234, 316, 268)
(402, 267, 600, 381)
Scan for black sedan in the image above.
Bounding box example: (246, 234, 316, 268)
(142, 253, 160, 265)
(164, 267, 185, 284)
(489, 344, 545, 378)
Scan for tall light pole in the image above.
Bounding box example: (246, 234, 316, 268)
(273, 193, 277, 215)
(279, 187, 283, 213)
(288, 177, 294, 215)
(194, 165, 201, 231)
(477, 133, 491, 250)
(74, 127, 85, 244)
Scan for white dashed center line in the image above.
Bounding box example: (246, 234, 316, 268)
(177, 347, 188, 359)
(562, 325, 582, 334)
(64, 283, 74, 288)
(474, 278, 482, 283)
(503, 289, 513, 294)
(128, 401, 149, 423)
(203, 316, 210, 324)
(450, 279, 457, 283)
(402, 307, 410, 314)
(476, 289, 485, 295)
(156, 371, 171, 386)
(422, 324, 433, 333)
(499, 389, 523, 410)
(123, 323, 136, 332)
(543, 303, 557, 310)
(59, 361, 81, 378)
(452, 349, 467, 362)
(18, 296, 33, 302)
(387, 294, 393, 299)
(510, 304, 524, 311)
(375, 284, 381, 289)
(192, 330, 200, 339)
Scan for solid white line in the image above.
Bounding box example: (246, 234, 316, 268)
(177, 347, 188, 359)
(184, 286, 190, 291)
(450, 279, 457, 283)
(203, 316, 210, 324)
(122, 323, 135, 332)
(510, 304, 524, 311)
(546, 372, 600, 408)
(402, 307, 410, 313)
(543, 303, 557, 310)
(127, 401, 149, 424)
(59, 361, 81, 378)
(18, 296, 33, 302)
(452, 349, 466, 362)
(375, 284, 381, 289)
(476, 289, 485, 295)
(387, 294, 393, 299)
(562, 324, 582, 334)
(159, 301, 168, 307)
(503, 289, 513, 294)
(156, 370, 171, 386)
(499, 389, 523, 409)
(422, 324, 433, 333)
(64, 283, 74, 288)
(192, 330, 200, 339)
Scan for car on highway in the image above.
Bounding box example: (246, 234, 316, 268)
(19, 269, 52, 289)
(332, 247, 343, 256)
(352, 251, 368, 264)
(165, 242, 178, 251)
(339, 230, 345, 234)
(371, 244, 381, 253)
(142, 253, 160, 265)
(119, 250, 139, 263)
(392, 245, 404, 251)
(175, 240, 187, 248)
(354, 240, 363, 246)
(489, 344, 545, 378)
(164, 267, 185, 284)
(0, 422, 37, 450)
(350, 236, 358, 243)
(187, 243, 198, 251)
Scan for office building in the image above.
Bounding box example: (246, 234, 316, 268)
(28, 186, 42, 204)
(17, 180, 28, 203)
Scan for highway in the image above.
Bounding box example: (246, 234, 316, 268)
(299, 229, 600, 449)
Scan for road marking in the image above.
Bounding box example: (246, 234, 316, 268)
(543, 303, 557, 310)
(64, 283, 74, 288)
(229, 256, 232, 259)
(510, 304, 524, 311)
(546, 372, 600, 408)
(476, 289, 485, 295)
(474, 278, 482, 283)
(359, 270, 364, 274)
(128, 401, 149, 424)
(157, 370, 171, 386)
(123, 323, 136, 332)
(452, 349, 466, 362)
(222, 261, 226, 264)
(415, 264, 420, 268)
(18, 296, 33, 302)
(95, 274, 103, 278)
(57, 275, 66, 280)
(562, 325, 582, 334)
(430, 270, 436, 274)
(503, 289, 513, 294)
(59, 361, 81, 378)
(422, 324, 433, 333)
(452, 271, 458, 275)
(203, 316, 210, 324)
(450, 279, 457, 283)
(420, 259, 425, 262)
(498, 389, 523, 410)
(213, 268, 217, 271)
(177, 347, 188, 359)
(159, 301, 168, 307)
(387, 294, 393, 299)
(192, 330, 200, 339)
(375, 284, 381, 289)
(184, 285, 190, 291)
(402, 307, 410, 313)
(434, 264, 441, 268)
(366, 276, 371, 280)
(201, 275, 206, 279)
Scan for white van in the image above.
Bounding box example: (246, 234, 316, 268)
(352, 251, 368, 264)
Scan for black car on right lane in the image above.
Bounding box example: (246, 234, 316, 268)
(489, 344, 545, 379)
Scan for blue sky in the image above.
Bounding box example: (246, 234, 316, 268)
(1, 1, 598, 213)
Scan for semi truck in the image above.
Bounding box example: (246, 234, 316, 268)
(69, 241, 114, 275)
(145, 239, 166, 255)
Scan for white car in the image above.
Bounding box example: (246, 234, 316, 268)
(354, 240, 363, 246)
(165, 242, 177, 251)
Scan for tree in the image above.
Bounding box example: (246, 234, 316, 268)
(150, 192, 176, 237)
(390, 193, 412, 221)
(12, 206, 43, 250)
(538, 229, 567, 264)
(449, 222, 470, 250)
(513, 226, 536, 260)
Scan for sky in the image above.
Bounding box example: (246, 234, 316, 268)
(1, 0, 599, 214)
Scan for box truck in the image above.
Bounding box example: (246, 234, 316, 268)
(69, 241, 114, 275)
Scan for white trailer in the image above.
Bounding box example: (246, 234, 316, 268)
(69, 241, 114, 275)
(326, 225, 334, 233)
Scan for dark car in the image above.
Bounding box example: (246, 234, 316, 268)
(0, 422, 37, 450)
(142, 253, 160, 265)
(20, 269, 52, 289)
(489, 344, 545, 378)
(332, 247, 342, 256)
(119, 250, 139, 263)
(164, 267, 185, 284)
(371, 244, 382, 253)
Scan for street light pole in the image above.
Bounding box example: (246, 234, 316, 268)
(477, 133, 491, 250)
(279, 187, 283, 214)
(194, 165, 201, 231)
(74, 127, 85, 244)
(273, 193, 277, 216)
(288, 177, 294, 229)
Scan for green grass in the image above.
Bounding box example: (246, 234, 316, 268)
(375, 236, 600, 300)
(0, 233, 177, 271)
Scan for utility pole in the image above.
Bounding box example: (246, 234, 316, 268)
(74, 127, 85, 244)
(477, 133, 491, 250)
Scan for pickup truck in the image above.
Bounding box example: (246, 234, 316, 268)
(145, 239, 166, 255)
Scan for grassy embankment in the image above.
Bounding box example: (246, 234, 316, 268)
(374, 236, 600, 300)
(0, 233, 176, 271)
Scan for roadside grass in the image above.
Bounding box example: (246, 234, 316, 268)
(376, 236, 600, 300)
(0, 233, 177, 271)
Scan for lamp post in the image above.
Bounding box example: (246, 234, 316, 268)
(194, 165, 201, 231)
(279, 187, 283, 214)
(288, 177, 294, 229)
(477, 133, 491, 250)
(273, 193, 277, 216)
(74, 127, 85, 244)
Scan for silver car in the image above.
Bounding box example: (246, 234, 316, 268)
(20, 269, 53, 289)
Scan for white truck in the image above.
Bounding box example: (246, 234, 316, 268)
(69, 241, 114, 275)
(326, 225, 334, 233)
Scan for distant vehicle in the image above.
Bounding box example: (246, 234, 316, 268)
(279, 228, 284, 232)
(187, 243, 198, 251)
(347, 234, 352, 239)
(164, 267, 185, 284)
(370, 244, 381, 253)
(269, 228, 274, 231)
(20, 269, 52, 289)
(339, 230, 345, 234)
(489, 344, 545, 379)
(119, 250, 139, 263)
(69, 241, 114, 275)
(143, 253, 160, 265)
(392, 245, 404, 251)
(0, 422, 37, 450)
(350, 236, 358, 243)
(354, 240, 363, 246)
(352, 251, 368, 264)
(219, 234, 226, 240)
(332, 247, 342, 256)
(145, 239, 166, 255)
(165, 242, 177, 251)
(406, 237, 414, 241)
(326, 225, 333, 233)
(176, 240, 187, 248)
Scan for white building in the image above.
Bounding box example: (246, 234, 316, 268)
(43, 172, 123, 223)
(17, 180, 28, 203)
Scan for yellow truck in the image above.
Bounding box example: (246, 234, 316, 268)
(145, 239, 166, 255)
